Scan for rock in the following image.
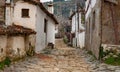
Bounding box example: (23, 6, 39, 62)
(54, 67, 60, 71)
(115, 70, 120, 72)
(107, 66, 116, 71)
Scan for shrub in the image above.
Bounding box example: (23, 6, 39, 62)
(63, 36, 68, 44)
(4, 57, 11, 67)
(104, 56, 115, 65)
(0, 57, 11, 70)
(104, 54, 120, 65)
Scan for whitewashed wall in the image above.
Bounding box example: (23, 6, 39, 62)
(35, 5, 46, 53)
(13, 1, 37, 30)
(36, 5, 56, 53)
(85, 0, 97, 20)
(78, 32, 85, 48)
(71, 15, 76, 33)
(6, 7, 13, 25)
(12, 36, 26, 57)
(71, 12, 85, 48)
(0, 36, 7, 62)
(47, 18, 56, 44)
(7, 36, 26, 60)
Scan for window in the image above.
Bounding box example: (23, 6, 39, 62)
(22, 9, 29, 18)
(92, 11, 95, 30)
(44, 19, 47, 33)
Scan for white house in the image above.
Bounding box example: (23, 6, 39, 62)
(5, 0, 59, 53)
(69, 10, 85, 48)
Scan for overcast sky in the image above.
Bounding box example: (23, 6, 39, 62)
(41, 0, 53, 2)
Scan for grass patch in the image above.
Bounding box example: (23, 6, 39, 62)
(0, 57, 11, 70)
(104, 56, 120, 66)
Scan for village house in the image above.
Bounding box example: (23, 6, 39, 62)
(0, 0, 36, 60)
(85, 0, 120, 59)
(0, 0, 58, 62)
(0, 21, 36, 61)
(5, 0, 59, 53)
(69, 8, 85, 48)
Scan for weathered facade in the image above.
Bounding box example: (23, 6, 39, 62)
(85, 0, 120, 59)
(0, 0, 58, 62)
(0, 24, 7, 62)
(0, 24, 36, 61)
(5, 0, 58, 53)
(69, 10, 85, 48)
(0, 0, 5, 22)
(7, 25, 36, 61)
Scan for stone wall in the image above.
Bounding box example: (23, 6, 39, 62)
(102, 0, 120, 45)
(25, 34, 36, 56)
(102, 44, 120, 60)
(0, 34, 36, 62)
(101, 1, 118, 44)
(7, 36, 26, 61)
(0, 0, 5, 21)
(85, 0, 101, 59)
(85, 0, 120, 59)
(0, 36, 7, 62)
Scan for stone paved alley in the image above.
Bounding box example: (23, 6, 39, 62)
(2, 39, 120, 72)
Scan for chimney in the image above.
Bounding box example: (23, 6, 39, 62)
(48, 2, 54, 14)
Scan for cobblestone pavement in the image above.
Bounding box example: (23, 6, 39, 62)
(2, 48, 91, 72)
(82, 50, 120, 72)
(2, 39, 91, 72)
(2, 39, 120, 72)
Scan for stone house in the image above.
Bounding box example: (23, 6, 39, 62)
(7, 24, 36, 61)
(0, 0, 36, 61)
(5, 0, 58, 53)
(69, 9, 85, 48)
(85, 0, 120, 59)
(0, 23, 36, 61)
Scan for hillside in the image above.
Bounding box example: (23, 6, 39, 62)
(44, 0, 85, 18)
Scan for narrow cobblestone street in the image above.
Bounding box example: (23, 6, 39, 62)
(2, 39, 91, 72)
(2, 39, 120, 72)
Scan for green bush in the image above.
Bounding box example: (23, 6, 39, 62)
(105, 56, 115, 65)
(63, 36, 68, 44)
(104, 55, 120, 65)
(4, 57, 11, 67)
(0, 57, 11, 70)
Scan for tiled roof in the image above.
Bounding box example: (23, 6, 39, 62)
(0, 23, 36, 35)
(0, 21, 7, 35)
(7, 24, 36, 35)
